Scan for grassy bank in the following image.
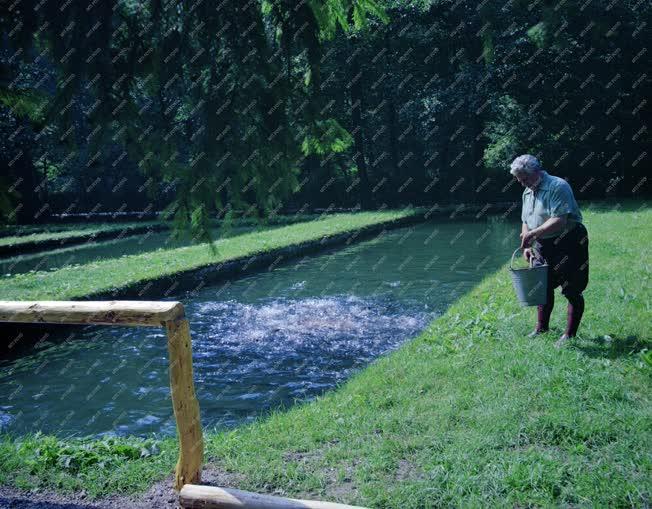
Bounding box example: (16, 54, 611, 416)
(0, 222, 165, 249)
(0, 222, 156, 239)
(0, 224, 309, 277)
(0, 214, 321, 251)
(1, 205, 650, 506)
(0, 209, 417, 300)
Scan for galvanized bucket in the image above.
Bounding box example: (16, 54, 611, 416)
(509, 247, 548, 306)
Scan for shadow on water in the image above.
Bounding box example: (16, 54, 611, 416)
(0, 323, 77, 360)
(572, 335, 651, 360)
(0, 216, 519, 438)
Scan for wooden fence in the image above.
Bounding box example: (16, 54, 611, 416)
(0, 300, 203, 491)
(0, 300, 367, 508)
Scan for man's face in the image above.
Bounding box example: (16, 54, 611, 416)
(513, 170, 540, 189)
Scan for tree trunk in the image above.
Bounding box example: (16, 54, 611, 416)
(349, 40, 372, 209)
(383, 28, 400, 205)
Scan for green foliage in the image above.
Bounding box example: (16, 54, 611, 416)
(482, 96, 526, 173)
(527, 22, 547, 48)
(0, 88, 47, 124)
(190, 203, 216, 253)
(1, 0, 649, 228)
(0, 0, 389, 235)
(301, 118, 354, 156)
(346, 165, 359, 178)
(307, 0, 388, 40)
(261, 0, 273, 16)
(0, 432, 176, 497)
(14, 434, 161, 475)
(0, 177, 15, 223)
(483, 134, 519, 173)
(355, 0, 390, 27)
(480, 29, 495, 64)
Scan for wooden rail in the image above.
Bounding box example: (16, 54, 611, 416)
(0, 300, 203, 491)
(179, 484, 367, 509)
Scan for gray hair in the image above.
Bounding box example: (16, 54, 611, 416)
(509, 154, 543, 176)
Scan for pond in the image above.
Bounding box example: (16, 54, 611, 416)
(0, 217, 518, 438)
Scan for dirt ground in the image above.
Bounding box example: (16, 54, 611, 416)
(0, 464, 246, 509)
(0, 458, 363, 508)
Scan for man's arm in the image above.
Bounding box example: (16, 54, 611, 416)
(520, 222, 533, 261)
(520, 215, 568, 248)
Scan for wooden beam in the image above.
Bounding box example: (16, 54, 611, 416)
(179, 484, 368, 509)
(0, 300, 185, 327)
(166, 318, 204, 491)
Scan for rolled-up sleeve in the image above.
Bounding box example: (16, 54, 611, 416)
(549, 182, 574, 217)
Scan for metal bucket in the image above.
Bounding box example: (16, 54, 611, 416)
(509, 247, 548, 306)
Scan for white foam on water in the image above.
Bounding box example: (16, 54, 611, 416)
(186, 295, 436, 422)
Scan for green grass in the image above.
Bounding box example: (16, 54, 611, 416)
(1, 205, 650, 506)
(0, 222, 166, 248)
(0, 223, 106, 237)
(0, 214, 321, 249)
(0, 209, 416, 300)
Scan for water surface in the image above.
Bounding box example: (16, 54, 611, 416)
(0, 218, 518, 437)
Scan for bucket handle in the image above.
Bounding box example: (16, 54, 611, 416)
(510, 246, 543, 270)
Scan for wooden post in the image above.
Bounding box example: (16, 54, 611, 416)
(166, 318, 204, 491)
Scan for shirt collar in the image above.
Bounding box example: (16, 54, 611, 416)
(524, 170, 551, 193)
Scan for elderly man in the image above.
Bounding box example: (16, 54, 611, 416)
(510, 154, 589, 347)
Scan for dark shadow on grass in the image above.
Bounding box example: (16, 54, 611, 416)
(572, 335, 651, 359)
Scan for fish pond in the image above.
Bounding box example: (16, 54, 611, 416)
(0, 218, 518, 438)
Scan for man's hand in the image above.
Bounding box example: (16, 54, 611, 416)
(520, 229, 538, 248)
(521, 216, 567, 248)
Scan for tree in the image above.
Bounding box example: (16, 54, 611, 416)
(1, 0, 388, 236)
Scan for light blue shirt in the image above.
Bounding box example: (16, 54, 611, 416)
(521, 171, 583, 239)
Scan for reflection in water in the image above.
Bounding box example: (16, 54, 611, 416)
(0, 218, 518, 437)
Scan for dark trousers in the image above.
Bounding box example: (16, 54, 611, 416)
(534, 222, 589, 336)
